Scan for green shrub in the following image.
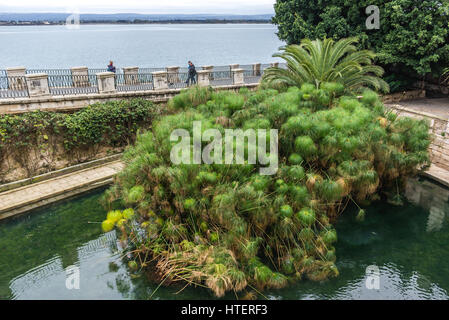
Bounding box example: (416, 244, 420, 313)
(104, 85, 430, 298)
(0, 99, 161, 180)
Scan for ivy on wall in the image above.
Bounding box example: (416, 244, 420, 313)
(0, 99, 162, 179)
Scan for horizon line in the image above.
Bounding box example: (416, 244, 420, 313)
(0, 12, 274, 15)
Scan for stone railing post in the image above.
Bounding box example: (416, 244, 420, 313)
(25, 73, 50, 97)
(270, 62, 279, 68)
(202, 65, 214, 80)
(253, 63, 261, 76)
(232, 68, 245, 85)
(197, 70, 210, 87)
(71, 66, 89, 87)
(229, 64, 239, 71)
(152, 71, 168, 90)
(123, 66, 139, 85)
(96, 72, 116, 93)
(166, 66, 180, 84)
(6, 67, 27, 90)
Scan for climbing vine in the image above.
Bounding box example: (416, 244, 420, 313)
(0, 99, 162, 181)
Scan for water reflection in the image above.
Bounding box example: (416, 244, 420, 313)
(405, 177, 449, 232)
(0, 177, 448, 300)
(9, 231, 119, 299)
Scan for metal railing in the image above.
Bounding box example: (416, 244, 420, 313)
(0, 63, 286, 99)
(115, 73, 154, 92)
(27, 69, 72, 76)
(140, 67, 166, 74)
(0, 76, 29, 99)
(88, 68, 109, 76)
(49, 74, 99, 96)
(167, 72, 190, 89)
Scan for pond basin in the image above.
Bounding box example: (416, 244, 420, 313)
(0, 177, 448, 299)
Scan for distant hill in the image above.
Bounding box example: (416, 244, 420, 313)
(0, 13, 274, 23)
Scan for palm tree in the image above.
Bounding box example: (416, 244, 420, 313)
(263, 37, 389, 93)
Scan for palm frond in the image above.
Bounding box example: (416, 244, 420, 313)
(262, 38, 389, 93)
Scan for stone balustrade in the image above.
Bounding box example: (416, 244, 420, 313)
(166, 66, 180, 84)
(202, 66, 214, 80)
(0, 62, 280, 100)
(71, 66, 90, 87)
(253, 63, 262, 76)
(152, 71, 169, 90)
(25, 73, 50, 97)
(96, 72, 116, 93)
(229, 64, 240, 71)
(122, 66, 139, 85)
(6, 67, 27, 90)
(232, 69, 245, 85)
(197, 70, 210, 87)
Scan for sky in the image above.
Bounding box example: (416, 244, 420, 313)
(0, 0, 276, 14)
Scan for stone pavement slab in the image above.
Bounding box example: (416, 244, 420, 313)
(421, 164, 449, 189)
(0, 160, 124, 220)
(386, 98, 449, 119)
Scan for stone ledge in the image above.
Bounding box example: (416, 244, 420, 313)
(382, 89, 426, 104)
(0, 83, 259, 114)
(0, 178, 113, 221)
(0, 153, 122, 193)
(386, 104, 449, 122)
(0, 160, 124, 219)
(420, 164, 449, 189)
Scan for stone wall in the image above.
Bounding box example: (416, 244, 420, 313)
(0, 83, 258, 114)
(387, 104, 449, 171)
(381, 89, 426, 104)
(0, 139, 125, 184)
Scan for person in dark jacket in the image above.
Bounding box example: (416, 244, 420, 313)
(107, 61, 116, 73)
(186, 61, 197, 86)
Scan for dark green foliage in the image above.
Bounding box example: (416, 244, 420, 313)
(0, 99, 160, 180)
(272, 0, 449, 78)
(263, 38, 389, 93)
(62, 99, 159, 150)
(106, 84, 430, 297)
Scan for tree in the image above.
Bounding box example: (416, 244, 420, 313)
(443, 67, 449, 82)
(272, 0, 449, 78)
(262, 37, 389, 92)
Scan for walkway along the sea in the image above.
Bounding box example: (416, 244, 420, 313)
(0, 63, 280, 114)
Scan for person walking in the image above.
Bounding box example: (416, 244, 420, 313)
(186, 61, 197, 86)
(107, 61, 116, 73)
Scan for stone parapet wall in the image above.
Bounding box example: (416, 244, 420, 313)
(387, 104, 449, 171)
(0, 83, 259, 114)
(381, 89, 426, 104)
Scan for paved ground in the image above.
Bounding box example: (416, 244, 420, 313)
(0, 160, 124, 219)
(387, 98, 449, 119)
(388, 98, 449, 187)
(422, 164, 449, 188)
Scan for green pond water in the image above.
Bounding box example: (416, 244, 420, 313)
(1, 178, 448, 300)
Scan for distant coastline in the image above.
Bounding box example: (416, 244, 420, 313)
(0, 12, 274, 26)
(0, 19, 272, 26)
